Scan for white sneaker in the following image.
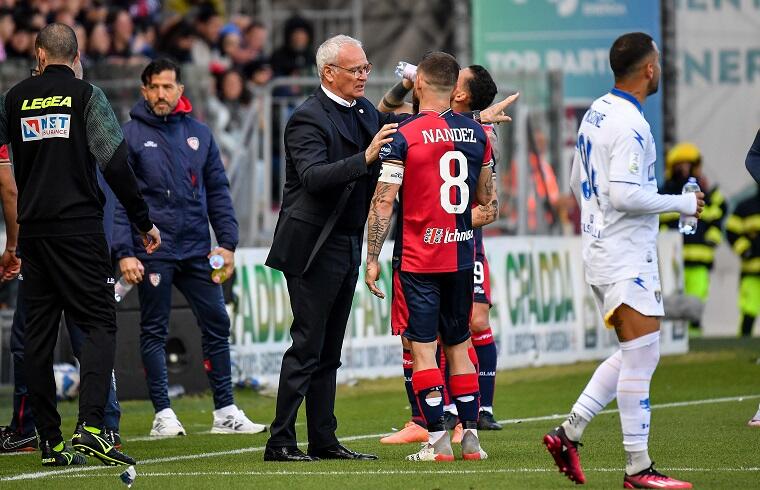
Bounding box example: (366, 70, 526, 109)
(749, 408, 760, 427)
(211, 406, 267, 434)
(150, 409, 186, 436)
(461, 429, 488, 460)
(406, 434, 454, 462)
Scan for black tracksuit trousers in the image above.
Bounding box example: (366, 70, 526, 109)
(19, 234, 116, 447)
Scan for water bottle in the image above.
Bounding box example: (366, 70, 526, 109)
(114, 277, 133, 302)
(678, 177, 700, 235)
(394, 61, 417, 81)
(209, 254, 227, 284)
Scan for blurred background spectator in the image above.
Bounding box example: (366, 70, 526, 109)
(208, 67, 252, 166)
(269, 14, 314, 85)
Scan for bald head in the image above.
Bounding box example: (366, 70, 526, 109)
(35, 23, 78, 64)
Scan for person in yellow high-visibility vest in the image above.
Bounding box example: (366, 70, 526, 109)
(726, 184, 760, 337)
(660, 143, 727, 335)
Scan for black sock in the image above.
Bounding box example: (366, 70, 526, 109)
(741, 315, 756, 337)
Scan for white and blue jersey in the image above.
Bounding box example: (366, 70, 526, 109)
(573, 88, 659, 286)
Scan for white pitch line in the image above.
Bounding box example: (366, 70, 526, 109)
(3, 393, 758, 482)
(0, 434, 390, 482)
(496, 394, 760, 425)
(33, 467, 760, 480)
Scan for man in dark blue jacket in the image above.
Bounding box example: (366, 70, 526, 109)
(113, 58, 265, 436)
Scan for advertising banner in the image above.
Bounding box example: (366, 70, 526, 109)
(676, 1, 760, 197)
(230, 233, 687, 387)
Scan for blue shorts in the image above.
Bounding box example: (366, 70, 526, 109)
(391, 268, 474, 346)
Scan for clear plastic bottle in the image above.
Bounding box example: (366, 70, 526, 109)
(209, 254, 227, 284)
(678, 177, 701, 235)
(114, 277, 133, 302)
(394, 61, 417, 81)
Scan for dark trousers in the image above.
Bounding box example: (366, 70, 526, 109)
(20, 234, 116, 446)
(9, 292, 121, 435)
(137, 257, 233, 412)
(268, 234, 360, 449)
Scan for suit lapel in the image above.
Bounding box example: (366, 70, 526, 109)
(355, 101, 375, 142)
(316, 89, 356, 145)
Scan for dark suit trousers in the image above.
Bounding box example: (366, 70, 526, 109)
(268, 233, 360, 449)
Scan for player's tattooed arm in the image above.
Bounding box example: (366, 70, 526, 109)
(472, 171, 499, 227)
(366, 178, 401, 299)
(475, 166, 494, 206)
(367, 181, 398, 262)
(472, 200, 499, 228)
(377, 79, 413, 114)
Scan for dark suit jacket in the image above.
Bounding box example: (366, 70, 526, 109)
(266, 89, 406, 276)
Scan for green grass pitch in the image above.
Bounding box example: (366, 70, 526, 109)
(1, 338, 758, 489)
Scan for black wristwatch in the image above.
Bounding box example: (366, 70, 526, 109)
(472, 110, 481, 124)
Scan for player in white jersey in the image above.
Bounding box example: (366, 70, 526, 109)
(542, 33, 704, 489)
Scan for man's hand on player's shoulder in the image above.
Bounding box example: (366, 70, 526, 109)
(365, 124, 398, 164)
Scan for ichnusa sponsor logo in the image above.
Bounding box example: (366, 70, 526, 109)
(423, 227, 474, 244)
(21, 114, 71, 141)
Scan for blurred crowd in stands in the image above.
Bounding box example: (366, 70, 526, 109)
(0, 0, 318, 167)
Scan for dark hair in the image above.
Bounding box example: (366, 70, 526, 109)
(141, 58, 182, 85)
(609, 32, 656, 80)
(245, 21, 266, 33)
(466, 65, 497, 111)
(34, 23, 78, 62)
(217, 68, 252, 104)
(196, 2, 220, 23)
(417, 51, 459, 92)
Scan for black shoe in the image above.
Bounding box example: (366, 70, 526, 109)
(308, 444, 378, 460)
(104, 428, 122, 450)
(41, 440, 86, 466)
(264, 445, 318, 462)
(443, 411, 459, 430)
(0, 426, 38, 453)
(71, 426, 135, 466)
(477, 411, 503, 430)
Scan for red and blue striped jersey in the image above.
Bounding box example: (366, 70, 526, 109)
(382, 109, 492, 273)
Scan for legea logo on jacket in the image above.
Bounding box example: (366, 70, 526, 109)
(21, 96, 72, 110)
(20, 114, 71, 141)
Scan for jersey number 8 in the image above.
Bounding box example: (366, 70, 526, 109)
(439, 150, 469, 214)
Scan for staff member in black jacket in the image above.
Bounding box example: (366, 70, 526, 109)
(264, 34, 400, 462)
(0, 23, 160, 467)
